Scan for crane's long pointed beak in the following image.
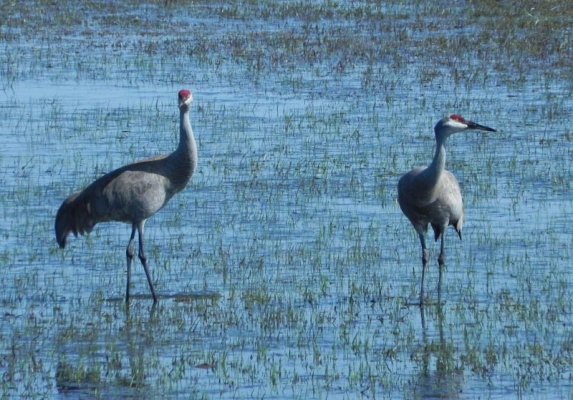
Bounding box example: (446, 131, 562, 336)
(467, 120, 496, 132)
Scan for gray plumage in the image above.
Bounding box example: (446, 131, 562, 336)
(55, 89, 197, 303)
(398, 114, 495, 304)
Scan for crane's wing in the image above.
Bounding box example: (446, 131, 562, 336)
(55, 155, 169, 248)
(398, 168, 464, 240)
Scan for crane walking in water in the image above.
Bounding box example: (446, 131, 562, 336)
(55, 89, 197, 303)
(398, 115, 495, 304)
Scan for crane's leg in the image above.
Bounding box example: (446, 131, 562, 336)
(418, 232, 429, 305)
(136, 221, 158, 303)
(126, 225, 137, 303)
(437, 233, 446, 301)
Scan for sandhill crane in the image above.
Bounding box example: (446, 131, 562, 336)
(398, 114, 495, 304)
(55, 89, 197, 303)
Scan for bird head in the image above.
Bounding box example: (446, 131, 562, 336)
(178, 89, 193, 109)
(434, 114, 496, 140)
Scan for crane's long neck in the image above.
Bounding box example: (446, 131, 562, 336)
(168, 106, 197, 190)
(179, 107, 197, 173)
(419, 136, 447, 191)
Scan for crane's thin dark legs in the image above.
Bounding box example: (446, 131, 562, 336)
(418, 233, 429, 305)
(126, 222, 158, 303)
(137, 221, 158, 303)
(126, 225, 137, 303)
(437, 234, 446, 301)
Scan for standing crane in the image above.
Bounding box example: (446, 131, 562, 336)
(55, 89, 197, 303)
(398, 114, 495, 304)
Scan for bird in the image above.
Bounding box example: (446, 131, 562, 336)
(398, 114, 495, 304)
(55, 89, 197, 303)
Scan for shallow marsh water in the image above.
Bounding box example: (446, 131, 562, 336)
(1, 0, 572, 398)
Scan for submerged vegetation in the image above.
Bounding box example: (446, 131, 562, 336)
(1, 1, 571, 90)
(0, 0, 572, 398)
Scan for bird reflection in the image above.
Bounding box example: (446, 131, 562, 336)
(122, 304, 158, 389)
(414, 304, 464, 398)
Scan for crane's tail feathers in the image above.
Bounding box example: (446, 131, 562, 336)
(455, 219, 463, 240)
(431, 222, 463, 242)
(55, 192, 95, 248)
(431, 224, 442, 242)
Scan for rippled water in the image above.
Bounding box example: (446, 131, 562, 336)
(1, 1, 572, 398)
